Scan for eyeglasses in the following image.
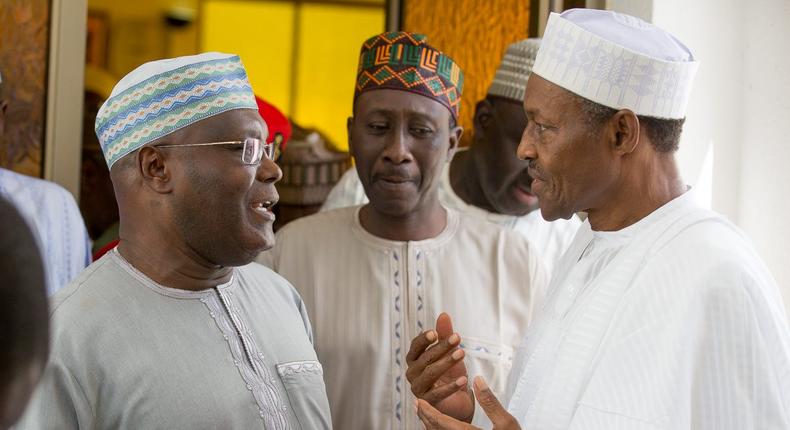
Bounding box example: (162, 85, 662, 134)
(153, 137, 276, 165)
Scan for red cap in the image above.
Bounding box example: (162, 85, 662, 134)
(255, 96, 291, 153)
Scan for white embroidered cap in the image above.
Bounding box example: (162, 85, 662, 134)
(533, 9, 699, 119)
(487, 38, 541, 103)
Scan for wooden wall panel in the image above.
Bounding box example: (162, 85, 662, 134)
(403, 0, 529, 145)
(0, 0, 50, 176)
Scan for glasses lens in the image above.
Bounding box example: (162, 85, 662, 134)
(242, 138, 262, 164)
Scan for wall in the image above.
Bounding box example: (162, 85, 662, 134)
(201, 0, 385, 150)
(0, 0, 50, 177)
(88, 0, 199, 79)
(738, 0, 790, 317)
(610, 0, 790, 317)
(402, 0, 531, 146)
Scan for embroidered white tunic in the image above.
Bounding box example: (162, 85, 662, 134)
(16, 249, 332, 430)
(258, 206, 549, 430)
(504, 191, 790, 429)
(320, 156, 580, 275)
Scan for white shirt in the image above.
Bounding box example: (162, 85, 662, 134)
(504, 191, 790, 429)
(320, 158, 579, 275)
(259, 206, 549, 429)
(0, 168, 91, 295)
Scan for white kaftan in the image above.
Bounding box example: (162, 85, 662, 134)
(504, 191, 790, 429)
(320, 157, 579, 275)
(259, 206, 549, 429)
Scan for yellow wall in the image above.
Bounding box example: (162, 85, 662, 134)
(201, 1, 296, 114)
(293, 4, 384, 149)
(201, 0, 384, 150)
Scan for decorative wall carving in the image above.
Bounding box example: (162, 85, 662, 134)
(403, 0, 530, 145)
(0, 0, 50, 176)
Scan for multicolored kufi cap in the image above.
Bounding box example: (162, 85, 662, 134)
(95, 52, 258, 168)
(355, 32, 464, 120)
(487, 38, 541, 103)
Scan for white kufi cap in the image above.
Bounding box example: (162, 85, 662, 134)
(533, 9, 698, 119)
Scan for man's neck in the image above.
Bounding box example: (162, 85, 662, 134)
(359, 200, 448, 242)
(587, 156, 686, 232)
(116, 226, 233, 291)
(449, 149, 497, 212)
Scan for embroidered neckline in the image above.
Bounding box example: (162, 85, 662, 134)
(110, 248, 235, 299)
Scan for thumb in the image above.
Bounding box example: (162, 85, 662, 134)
(436, 312, 454, 340)
(473, 376, 520, 429)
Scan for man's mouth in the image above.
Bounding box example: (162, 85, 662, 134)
(250, 198, 277, 221)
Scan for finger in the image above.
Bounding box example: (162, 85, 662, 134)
(406, 333, 462, 384)
(472, 376, 520, 429)
(406, 330, 438, 365)
(416, 399, 470, 430)
(410, 347, 465, 395)
(421, 376, 468, 404)
(435, 312, 454, 340)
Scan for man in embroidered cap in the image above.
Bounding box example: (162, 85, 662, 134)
(16, 53, 332, 429)
(321, 38, 580, 276)
(408, 9, 790, 430)
(258, 32, 548, 429)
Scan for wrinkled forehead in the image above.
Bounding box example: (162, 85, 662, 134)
(356, 89, 452, 123)
(523, 74, 579, 115)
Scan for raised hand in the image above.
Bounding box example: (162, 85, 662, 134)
(406, 313, 475, 422)
(415, 376, 521, 430)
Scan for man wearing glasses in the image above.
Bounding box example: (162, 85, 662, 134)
(16, 53, 331, 429)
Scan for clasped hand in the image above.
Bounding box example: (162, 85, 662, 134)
(405, 313, 521, 429)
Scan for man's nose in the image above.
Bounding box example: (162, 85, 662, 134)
(256, 157, 283, 184)
(517, 124, 537, 161)
(381, 128, 413, 164)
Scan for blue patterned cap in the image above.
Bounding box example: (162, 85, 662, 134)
(95, 52, 258, 168)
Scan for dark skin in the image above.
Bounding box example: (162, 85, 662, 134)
(350, 89, 463, 241)
(112, 109, 282, 291)
(450, 97, 538, 216)
(520, 74, 686, 230)
(407, 74, 687, 428)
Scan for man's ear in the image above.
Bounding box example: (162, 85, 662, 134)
(611, 109, 640, 155)
(138, 146, 174, 194)
(473, 98, 494, 131)
(347, 116, 356, 158)
(0, 99, 7, 135)
(446, 124, 463, 162)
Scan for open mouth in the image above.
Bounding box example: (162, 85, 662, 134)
(250, 198, 277, 221)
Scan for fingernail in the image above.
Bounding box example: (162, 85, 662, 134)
(451, 349, 464, 360)
(413, 399, 419, 412)
(474, 376, 489, 391)
(448, 333, 460, 344)
(426, 331, 437, 342)
(456, 376, 468, 387)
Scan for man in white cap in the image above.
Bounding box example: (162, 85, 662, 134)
(407, 9, 790, 429)
(0, 71, 91, 295)
(320, 38, 579, 275)
(16, 53, 331, 429)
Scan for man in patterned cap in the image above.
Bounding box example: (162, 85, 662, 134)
(16, 53, 331, 429)
(321, 39, 579, 276)
(259, 32, 548, 429)
(408, 9, 790, 430)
